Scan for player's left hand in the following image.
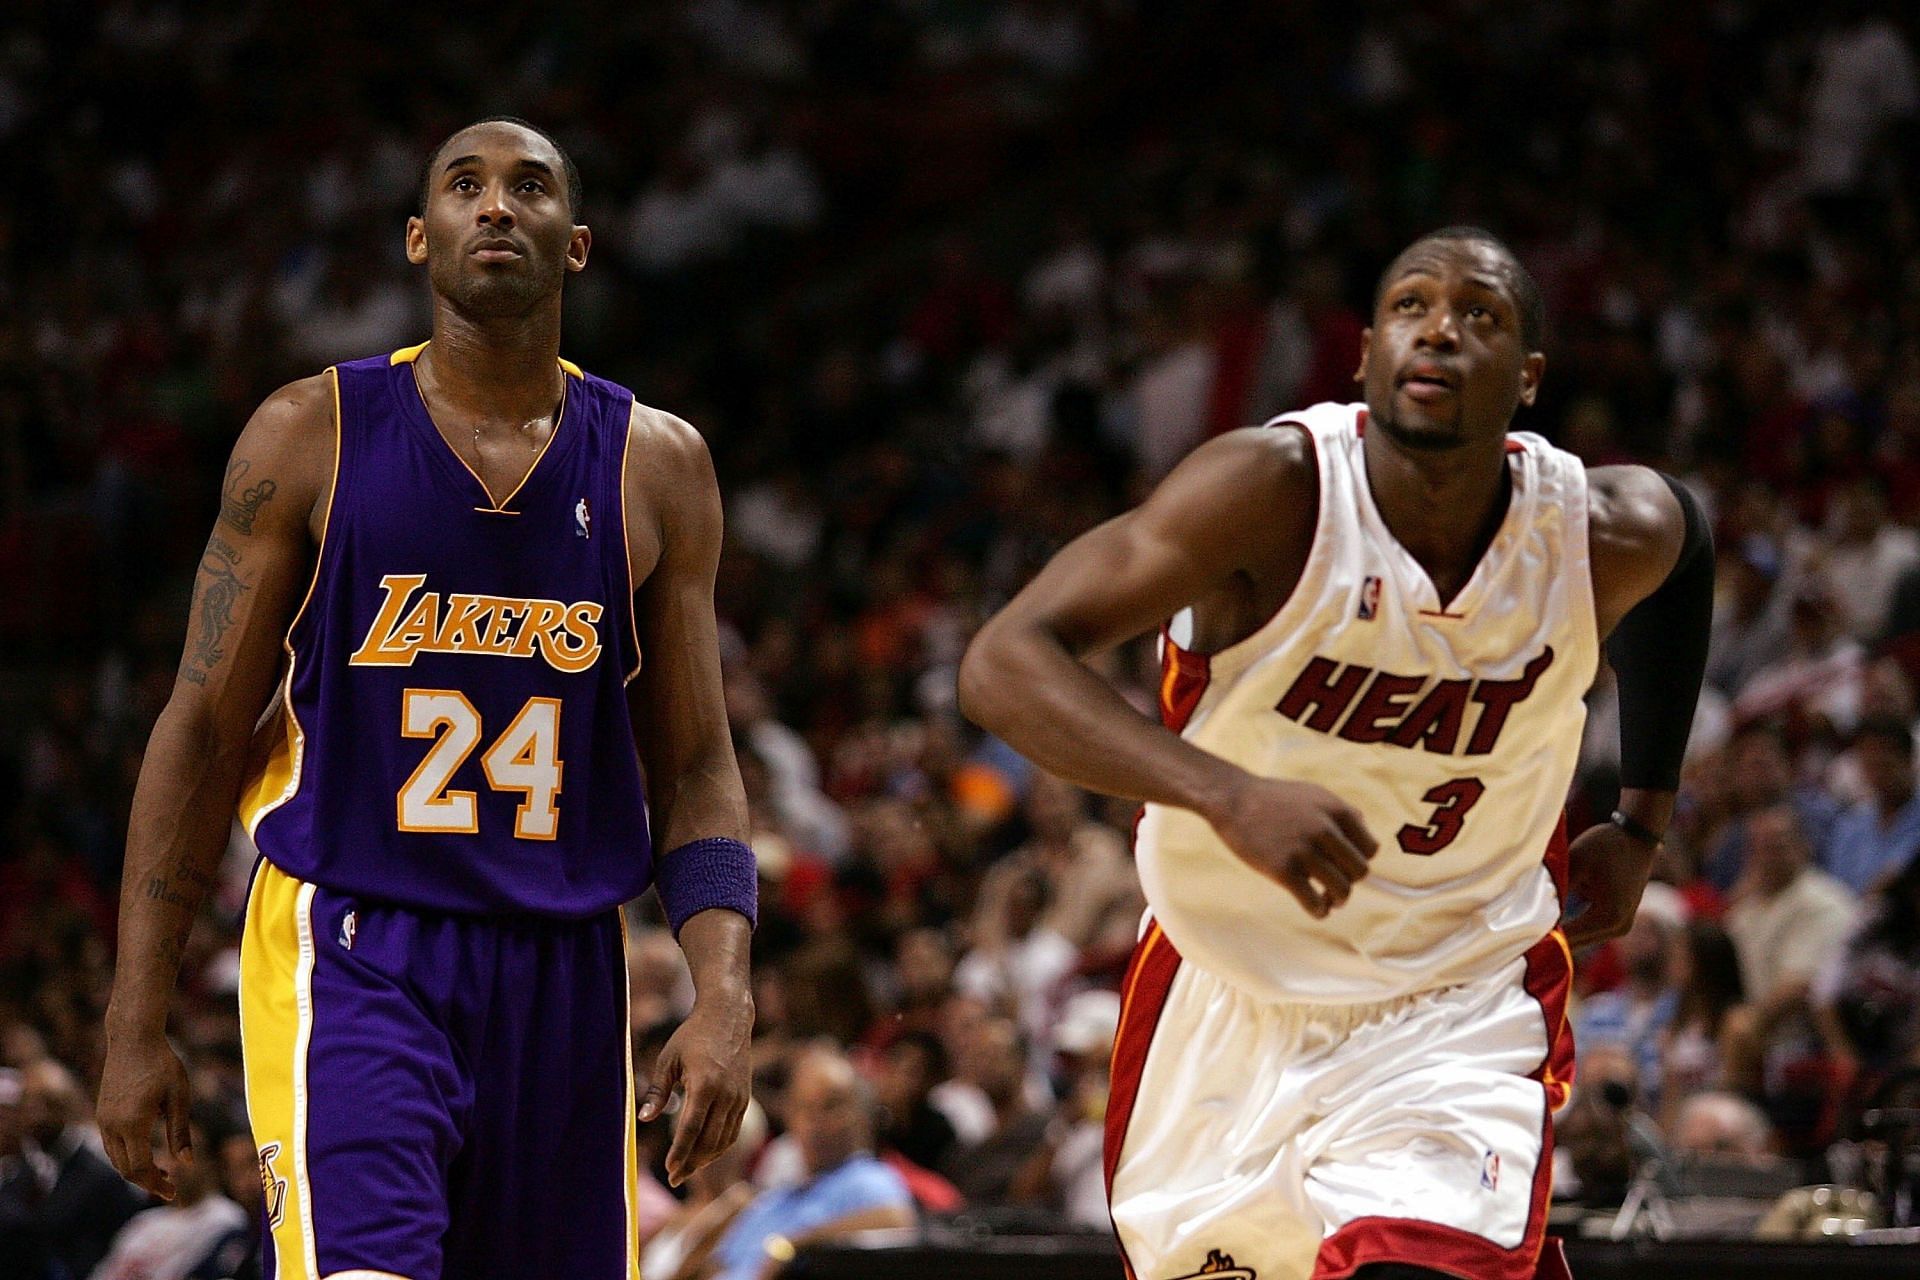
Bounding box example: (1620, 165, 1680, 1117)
(1560, 820, 1657, 951)
(641, 987, 754, 1187)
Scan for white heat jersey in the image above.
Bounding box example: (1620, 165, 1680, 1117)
(1135, 400, 1598, 1005)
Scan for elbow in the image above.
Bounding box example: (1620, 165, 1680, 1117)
(957, 624, 1008, 733)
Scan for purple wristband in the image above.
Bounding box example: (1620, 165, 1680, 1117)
(655, 836, 758, 935)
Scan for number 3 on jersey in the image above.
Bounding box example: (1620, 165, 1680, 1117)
(1397, 777, 1485, 856)
(398, 690, 563, 840)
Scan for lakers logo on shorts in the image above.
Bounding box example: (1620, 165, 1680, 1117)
(1168, 1249, 1255, 1279)
(257, 1142, 288, 1229)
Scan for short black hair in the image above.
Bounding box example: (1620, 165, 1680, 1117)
(418, 116, 582, 219)
(1375, 226, 1545, 351)
(1853, 714, 1915, 757)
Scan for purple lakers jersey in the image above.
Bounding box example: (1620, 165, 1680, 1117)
(237, 343, 652, 917)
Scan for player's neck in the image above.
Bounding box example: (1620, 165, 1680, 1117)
(420, 306, 566, 425)
(1361, 427, 1511, 584)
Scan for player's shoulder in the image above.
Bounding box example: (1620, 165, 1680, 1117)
(246, 372, 337, 440)
(623, 400, 713, 479)
(1163, 422, 1318, 504)
(233, 373, 338, 478)
(1585, 464, 1683, 562)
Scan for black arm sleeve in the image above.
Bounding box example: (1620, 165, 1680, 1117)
(1604, 473, 1714, 791)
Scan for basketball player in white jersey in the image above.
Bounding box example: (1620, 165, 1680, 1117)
(959, 227, 1713, 1280)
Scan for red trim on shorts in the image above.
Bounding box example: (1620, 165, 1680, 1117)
(1523, 927, 1576, 1113)
(1103, 921, 1183, 1280)
(1312, 827, 1575, 1280)
(1158, 633, 1212, 731)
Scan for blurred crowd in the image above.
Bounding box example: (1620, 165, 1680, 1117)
(3, 0, 1920, 1273)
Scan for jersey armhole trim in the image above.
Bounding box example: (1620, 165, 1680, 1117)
(1177, 416, 1328, 672)
(619, 400, 643, 683)
(241, 369, 341, 840)
(1569, 463, 1603, 687)
(284, 366, 343, 647)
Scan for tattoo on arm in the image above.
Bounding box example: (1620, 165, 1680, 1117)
(143, 876, 196, 909)
(219, 459, 278, 535)
(186, 534, 249, 680)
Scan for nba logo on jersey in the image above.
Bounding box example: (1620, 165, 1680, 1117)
(1357, 574, 1382, 620)
(1480, 1149, 1501, 1191)
(575, 497, 591, 539)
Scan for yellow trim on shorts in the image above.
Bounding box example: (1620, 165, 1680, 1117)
(619, 910, 642, 1280)
(240, 861, 321, 1280)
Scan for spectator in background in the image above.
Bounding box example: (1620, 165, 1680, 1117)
(1815, 856, 1920, 1087)
(7, 1058, 145, 1280)
(89, 1105, 248, 1280)
(641, 1101, 768, 1280)
(1707, 535, 1795, 697)
(1672, 1092, 1775, 1159)
(954, 864, 1075, 1047)
(940, 1015, 1052, 1206)
(1727, 806, 1860, 1047)
(1014, 989, 1118, 1228)
(709, 1044, 914, 1280)
(1575, 884, 1686, 1110)
(0, 1068, 28, 1280)
(1823, 715, 1920, 894)
(1732, 584, 1867, 733)
(1819, 480, 1920, 642)
(1726, 804, 1860, 1149)
(1659, 922, 1758, 1131)
(874, 1030, 961, 1177)
(1701, 720, 1841, 892)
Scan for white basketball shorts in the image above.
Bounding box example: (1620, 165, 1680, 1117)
(1104, 919, 1574, 1280)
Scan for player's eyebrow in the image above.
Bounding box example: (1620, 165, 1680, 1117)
(440, 155, 557, 181)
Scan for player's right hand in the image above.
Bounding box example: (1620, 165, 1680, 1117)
(1207, 775, 1378, 918)
(98, 1029, 193, 1201)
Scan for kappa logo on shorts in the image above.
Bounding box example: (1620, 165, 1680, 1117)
(257, 1143, 288, 1228)
(1166, 1249, 1255, 1280)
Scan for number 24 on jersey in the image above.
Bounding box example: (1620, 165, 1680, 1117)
(397, 690, 563, 840)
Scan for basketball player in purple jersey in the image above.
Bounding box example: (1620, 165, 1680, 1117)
(97, 118, 756, 1280)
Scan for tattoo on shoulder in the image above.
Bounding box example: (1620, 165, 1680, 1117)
(219, 458, 278, 534)
(188, 534, 249, 676)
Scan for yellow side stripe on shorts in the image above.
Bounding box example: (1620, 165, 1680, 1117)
(240, 862, 321, 1280)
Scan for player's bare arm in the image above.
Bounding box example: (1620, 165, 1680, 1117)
(960, 428, 1379, 920)
(100, 374, 335, 1199)
(1565, 463, 1713, 949)
(624, 402, 755, 1186)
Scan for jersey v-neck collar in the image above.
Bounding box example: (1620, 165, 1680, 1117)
(1349, 409, 1535, 618)
(389, 341, 583, 515)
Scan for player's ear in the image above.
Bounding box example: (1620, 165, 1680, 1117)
(566, 224, 591, 273)
(405, 216, 429, 266)
(1355, 329, 1372, 384)
(1519, 351, 1545, 407)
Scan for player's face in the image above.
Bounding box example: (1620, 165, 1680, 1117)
(1356, 241, 1544, 452)
(406, 123, 589, 317)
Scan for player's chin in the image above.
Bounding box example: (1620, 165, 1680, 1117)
(1377, 408, 1467, 453)
(452, 271, 551, 316)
